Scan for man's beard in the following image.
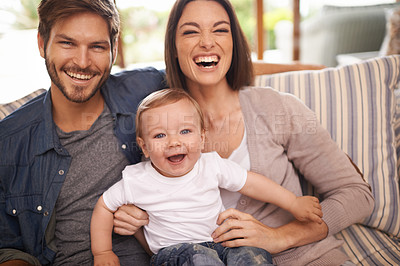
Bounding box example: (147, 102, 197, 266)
(45, 58, 111, 103)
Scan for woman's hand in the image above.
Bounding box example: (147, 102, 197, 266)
(212, 208, 328, 255)
(113, 204, 149, 235)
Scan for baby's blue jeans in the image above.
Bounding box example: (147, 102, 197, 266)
(151, 241, 274, 266)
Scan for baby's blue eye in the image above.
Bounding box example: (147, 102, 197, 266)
(154, 133, 166, 139)
(181, 129, 191, 135)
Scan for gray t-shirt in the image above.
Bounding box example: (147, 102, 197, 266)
(53, 105, 149, 265)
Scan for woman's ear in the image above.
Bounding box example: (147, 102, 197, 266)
(137, 137, 149, 158)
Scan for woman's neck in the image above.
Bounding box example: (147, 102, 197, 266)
(187, 82, 244, 158)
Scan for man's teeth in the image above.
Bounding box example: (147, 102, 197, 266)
(66, 71, 93, 80)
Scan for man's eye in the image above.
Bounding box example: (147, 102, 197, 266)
(60, 41, 73, 46)
(154, 133, 166, 139)
(181, 129, 191, 135)
(92, 45, 106, 50)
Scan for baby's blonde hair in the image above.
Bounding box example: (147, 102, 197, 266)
(135, 89, 205, 139)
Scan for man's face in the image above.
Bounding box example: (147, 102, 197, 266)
(38, 12, 115, 103)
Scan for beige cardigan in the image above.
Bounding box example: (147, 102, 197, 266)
(237, 87, 374, 265)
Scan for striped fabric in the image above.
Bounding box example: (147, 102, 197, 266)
(395, 89, 400, 185)
(0, 89, 46, 120)
(254, 55, 400, 238)
(337, 224, 400, 265)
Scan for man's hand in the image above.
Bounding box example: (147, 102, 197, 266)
(113, 204, 149, 235)
(212, 208, 287, 254)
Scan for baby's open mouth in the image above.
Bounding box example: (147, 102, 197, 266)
(194, 55, 219, 68)
(168, 154, 186, 163)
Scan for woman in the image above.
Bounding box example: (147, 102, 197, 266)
(115, 0, 374, 264)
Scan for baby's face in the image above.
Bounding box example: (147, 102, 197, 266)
(137, 99, 204, 177)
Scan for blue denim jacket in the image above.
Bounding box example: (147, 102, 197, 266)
(0, 67, 165, 265)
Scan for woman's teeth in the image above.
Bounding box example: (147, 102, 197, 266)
(194, 56, 219, 68)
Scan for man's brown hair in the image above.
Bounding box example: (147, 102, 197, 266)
(38, 0, 120, 57)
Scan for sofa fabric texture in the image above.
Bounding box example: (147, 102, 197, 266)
(255, 55, 400, 265)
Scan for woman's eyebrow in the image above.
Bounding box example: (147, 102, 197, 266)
(179, 20, 230, 29)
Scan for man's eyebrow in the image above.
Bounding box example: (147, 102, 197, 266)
(54, 34, 110, 45)
(179, 20, 230, 29)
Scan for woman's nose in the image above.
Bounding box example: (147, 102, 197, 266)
(200, 31, 215, 49)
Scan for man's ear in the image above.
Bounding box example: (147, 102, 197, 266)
(137, 137, 149, 158)
(38, 32, 45, 58)
(112, 38, 118, 65)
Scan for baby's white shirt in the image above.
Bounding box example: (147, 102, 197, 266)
(103, 151, 247, 254)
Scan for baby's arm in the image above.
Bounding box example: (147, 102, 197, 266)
(91, 195, 120, 266)
(239, 171, 323, 223)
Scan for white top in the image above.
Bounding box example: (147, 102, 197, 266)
(221, 129, 250, 209)
(103, 152, 247, 254)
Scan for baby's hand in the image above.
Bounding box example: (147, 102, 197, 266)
(289, 196, 323, 223)
(94, 251, 120, 266)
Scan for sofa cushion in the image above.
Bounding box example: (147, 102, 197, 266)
(336, 224, 400, 265)
(255, 55, 400, 237)
(0, 89, 47, 120)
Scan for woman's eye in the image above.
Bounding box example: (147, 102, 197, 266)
(154, 133, 166, 139)
(215, 28, 229, 33)
(181, 129, 191, 135)
(183, 30, 198, 35)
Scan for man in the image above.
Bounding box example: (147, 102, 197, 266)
(0, 0, 164, 264)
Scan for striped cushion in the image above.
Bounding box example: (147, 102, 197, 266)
(336, 224, 400, 265)
(255, 55, 400, 237)
(395, 89, 400, 182)
(0, 89, 46, 120)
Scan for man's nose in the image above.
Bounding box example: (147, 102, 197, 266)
(73, 47, 92, 69)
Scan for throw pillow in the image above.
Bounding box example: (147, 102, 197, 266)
(254, 55, 400, 237)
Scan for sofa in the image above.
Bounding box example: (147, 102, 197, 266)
(1, 55, 400, 265)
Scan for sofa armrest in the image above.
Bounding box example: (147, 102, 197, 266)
(0, 89, 47, 120)
(252, 61, 325, 76)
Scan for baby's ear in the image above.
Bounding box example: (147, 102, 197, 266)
(137, 137, 149, 158)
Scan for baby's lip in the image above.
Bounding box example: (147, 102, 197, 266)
(167, 154, 186, 163)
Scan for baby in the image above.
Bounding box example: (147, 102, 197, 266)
(90, 88, 323, 265)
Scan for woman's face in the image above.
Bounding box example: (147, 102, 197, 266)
(175, 0, 233, 89)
